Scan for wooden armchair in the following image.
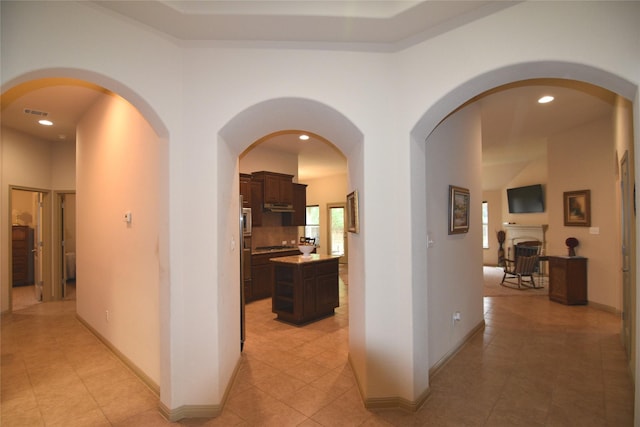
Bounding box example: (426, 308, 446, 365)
(500, 241, 542, 289)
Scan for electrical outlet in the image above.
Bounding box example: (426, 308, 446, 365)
(105, 310, 110, 322)
(452, 311, 461, 322)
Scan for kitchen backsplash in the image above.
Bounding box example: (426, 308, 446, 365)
(251, 212, 299, 249)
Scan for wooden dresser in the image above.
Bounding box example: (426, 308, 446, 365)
(548, 256, 587, 305)
(12, 225, 34, 286)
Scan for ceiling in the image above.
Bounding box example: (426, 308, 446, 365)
(90, 1, 515, 51)
(0, 1, 617, 186)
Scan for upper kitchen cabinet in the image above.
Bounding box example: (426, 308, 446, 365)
(240, 173, 252, 207)
(252, 171, 294, 206)
(250, 180, 263, 226)
(283, 183, 307, 226)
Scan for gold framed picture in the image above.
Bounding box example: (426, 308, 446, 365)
(564, 189, 591, 226)
(347, 190, 359, 234)
(449, 185, 470, 235)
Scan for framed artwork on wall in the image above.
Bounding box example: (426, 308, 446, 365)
(449, 185, 470, 235)
(563, 189, 591, 226)
(347, 190, 359, 234)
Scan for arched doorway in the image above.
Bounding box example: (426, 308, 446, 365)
(1, 74, 170, 403)
(410, 61, 637, 389)
(217, 96, 366, 401)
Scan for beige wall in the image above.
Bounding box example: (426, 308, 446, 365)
(239, 145, 298, 181)
(76, 92, 165, 386)
(547, 116, 620, 310)
(482, 189, 502, 266)
(305, 173, 348, 256)
(501, 156, 549, 226)
(11, 189, 37, 227)
(483, 113, 623, 312)
(1, 127, 76, 312)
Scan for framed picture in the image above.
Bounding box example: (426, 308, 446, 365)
(564, 189, 591, 226)
(347, 190, 359, 233)
(449, 185, 470, 235)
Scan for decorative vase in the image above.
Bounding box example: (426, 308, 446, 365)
(566, 237, 579, 256)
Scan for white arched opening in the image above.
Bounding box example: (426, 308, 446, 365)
(410, 60, 638, 406)
(1, 70, 171, 405)
(216, 96, 367, 402)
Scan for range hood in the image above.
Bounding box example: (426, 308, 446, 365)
(264, 203, 295, 213)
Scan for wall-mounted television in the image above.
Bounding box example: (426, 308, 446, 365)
(507, 184, 545, 213)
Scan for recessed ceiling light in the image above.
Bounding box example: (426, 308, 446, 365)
(538, 95, 554, 104)
(38, 119, 53, 126)
(299, 134, 310, 141)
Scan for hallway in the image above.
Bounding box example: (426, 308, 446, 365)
(1, 287, 633, 425)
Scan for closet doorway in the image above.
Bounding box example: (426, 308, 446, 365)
(10, 187, 51, 311)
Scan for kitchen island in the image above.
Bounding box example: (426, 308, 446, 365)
(270, 254, 340, 325)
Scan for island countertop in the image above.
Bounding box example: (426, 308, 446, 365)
(269, 254, 340, 264)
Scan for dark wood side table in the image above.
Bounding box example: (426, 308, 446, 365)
(548, 256, 587, 305)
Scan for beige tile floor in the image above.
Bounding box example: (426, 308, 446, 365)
(1, 271, 634, 426)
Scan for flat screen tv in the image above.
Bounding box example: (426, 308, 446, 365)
(507, 184, 545, 213)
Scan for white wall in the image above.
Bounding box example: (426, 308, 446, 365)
(76, 92, 165, 386)
(2, 0, 639, 418)
(426, 104, 485, 368)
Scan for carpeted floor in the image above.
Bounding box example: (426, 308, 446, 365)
(483, 265, 548, 297)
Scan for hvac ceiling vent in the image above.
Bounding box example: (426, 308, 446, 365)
(24, 108, 49, 117)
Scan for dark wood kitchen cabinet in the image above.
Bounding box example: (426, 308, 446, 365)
(250, 180, 263, 226)
(548, 256, 587, 305)
(12, 225, 34, 286)
(251, 254, 272, 301)
(283, 183, 307, 226)
(240, 173, 252, 207)
(249, 249, 300, 302)
(271, 255, 339, 324)
(252, 171, 293, 205)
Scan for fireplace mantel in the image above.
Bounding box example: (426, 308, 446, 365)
(503, 224, 548, 257)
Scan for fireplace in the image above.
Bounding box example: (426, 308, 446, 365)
(503, 224, 548, 260)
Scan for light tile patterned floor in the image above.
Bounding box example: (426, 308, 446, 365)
(1, 273, 634, 426)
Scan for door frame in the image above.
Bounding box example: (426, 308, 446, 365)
(620, 151, 635, 364)
(54, 191, 76, 300)
(8, 186, 52, 310)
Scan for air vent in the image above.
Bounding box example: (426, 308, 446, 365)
(24, 108, 49, 117)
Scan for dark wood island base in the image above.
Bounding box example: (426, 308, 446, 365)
(270, 254, 340, 325)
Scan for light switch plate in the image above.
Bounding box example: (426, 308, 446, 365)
(589, 227, 600, 235)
